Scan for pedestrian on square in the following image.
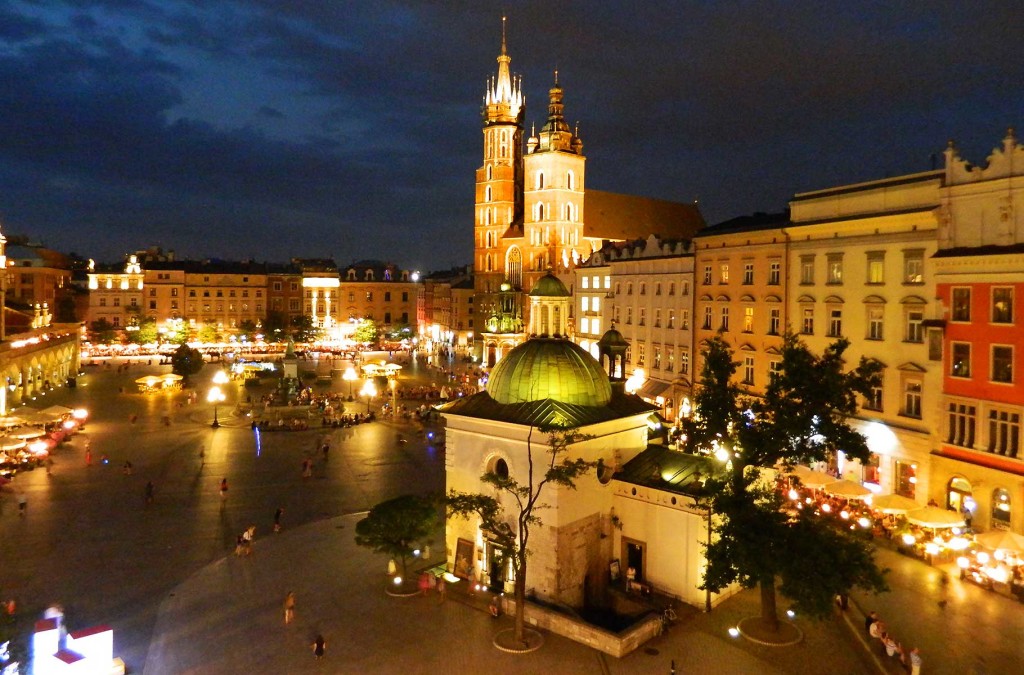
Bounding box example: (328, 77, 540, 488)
(198, 447, 205, 466)
(865, 610, 879, 633)
(17, 493, 26, 517)
(869, 618, 885, 642)
(145, 481, 155, 504)
(273, 507, 284, 533)
(85, 448, 92, 466)
(219, 478, 228, 499)
(909, 647, 922, 675)
(311, 634, 325, 660)
(284, 592, 295, 624)
(436, 574, 446, 603)
(242, 525, 255, 554)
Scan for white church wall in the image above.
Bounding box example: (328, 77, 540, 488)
(612, 485, 711, 608)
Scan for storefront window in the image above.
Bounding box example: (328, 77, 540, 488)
(992, 488, 1011, 530)
(863, 454, 880, 485)
(894, 461, 917, 498)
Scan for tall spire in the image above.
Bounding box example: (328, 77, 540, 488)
(484, 17, 523, 125)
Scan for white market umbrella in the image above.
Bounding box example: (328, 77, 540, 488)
(870, 494, 920, 514)
(786, 465, 835, 488)
(823, 479, 873, 500)
(975, 530, 1024, 554)
(0, 436, 27, 451)
(0, 416, 26, 428)
(906, 506, 965, 529)
(10, 428, 45, 440)
(40, 405, 74, 417)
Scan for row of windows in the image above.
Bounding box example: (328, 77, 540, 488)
(950, 287, 1015, 324)
(796, 305, 926, 342)
(530, 202, 580, 223)
(616, 280, 692, 296)
(947, 402, 1021, 459)
(533, 170, 576, 191)
(579, 276, 611, 290)
(633, 345, 691, 376)
(794, 250, 925, 286)
(616, 307, 692, 330)
(949, 343, 1015, 384)
(702, 261, 782, 286)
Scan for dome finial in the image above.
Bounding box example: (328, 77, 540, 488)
(501, 15, 507, 55)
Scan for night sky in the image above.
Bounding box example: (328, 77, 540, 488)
(1, 1, 1022, 271)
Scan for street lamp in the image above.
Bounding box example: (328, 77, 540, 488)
(209, 370, 230, 428)
(208, 385, 225, 428)
(360, 381, 377, 414)
(343, 367, 358, 401)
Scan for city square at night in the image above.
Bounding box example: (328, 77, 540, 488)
(1, 2, 1024, 674)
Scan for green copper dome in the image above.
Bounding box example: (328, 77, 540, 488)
(488, 338, 612, 406)
(528, 272, 571, 297)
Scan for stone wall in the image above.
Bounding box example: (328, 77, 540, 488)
(504, 597, 661, 658)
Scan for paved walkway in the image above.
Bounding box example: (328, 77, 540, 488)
(144, 513, 872, 675)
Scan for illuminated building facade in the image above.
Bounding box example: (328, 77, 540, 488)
(931, 131, 1024, 533)
(86, 255, 144, 329)
(472, 25, 703, 363)
(788, 174, 943, 499)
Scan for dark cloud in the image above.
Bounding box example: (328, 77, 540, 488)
(1, 0, 1023, 272)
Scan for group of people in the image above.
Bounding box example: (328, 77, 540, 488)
(866, 611, 922, 674)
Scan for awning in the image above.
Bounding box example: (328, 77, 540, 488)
(637, 380, 670, 400)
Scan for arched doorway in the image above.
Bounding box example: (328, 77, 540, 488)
(946, 476, 973, 515)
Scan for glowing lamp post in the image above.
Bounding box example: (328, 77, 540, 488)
(360, 381, 377, 413)
(343, 367, 358, 400)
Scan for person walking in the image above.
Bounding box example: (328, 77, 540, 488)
(199, 447, 205, 467)
(909, 647, 922, 675)
(145, 481, 155, 504)
(219, 478, 228, 500)
(284, 592, 295, 624)
(273, 507, 284, 533)
(17, 493, 27, 517)
(311, 634, 325, 660)
(85, 448, 92, 466)
(436, 574, 446, 603)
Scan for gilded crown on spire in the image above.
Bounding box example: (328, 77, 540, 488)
(484, 18, 523, 124)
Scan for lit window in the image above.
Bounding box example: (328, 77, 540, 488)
(951, 343, 971, 378)
(992, 287, 1014, 324)
(866, 252, 885, 284)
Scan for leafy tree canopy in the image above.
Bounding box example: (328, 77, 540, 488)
(352, 319, 379, 345)
(355, 494, 438, 578)
(684, 333, 886, 629)
(171, 343, 205, 381)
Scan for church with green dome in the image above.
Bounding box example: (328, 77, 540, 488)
(441, 273, 656, 609)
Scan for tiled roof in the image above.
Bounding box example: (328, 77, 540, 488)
(613, 446, 719, 497)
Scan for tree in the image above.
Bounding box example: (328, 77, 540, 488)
(126, 317, 158, 345)
(351, 319, 379, 346)
(290, 315, 321, 343)
(354, 494, 439, 581)
(683, 333, 887, 633)
(262, 310, 289, 341)
(446, 427, 593, 648)
(236, 319, 258, 342)
(88, 318, 117, 344)
(170, 343, 205, 383)
(197, 324, 220, 344)
(384, 322, 412, 342)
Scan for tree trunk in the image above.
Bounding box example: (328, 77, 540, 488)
(513, 557, 527, 646)
(759, 578, 779, 632)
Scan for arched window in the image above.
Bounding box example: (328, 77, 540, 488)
(486, 254, 493, 272)
(486, 208, 491, 225)
(537, 171, 545, 189)
(506, 247, 523, 289)
(485, 186, 492, 202)
(486, 165, 493, 180)
(490, 456, 510, 480)
(567, 170, 575, 190)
